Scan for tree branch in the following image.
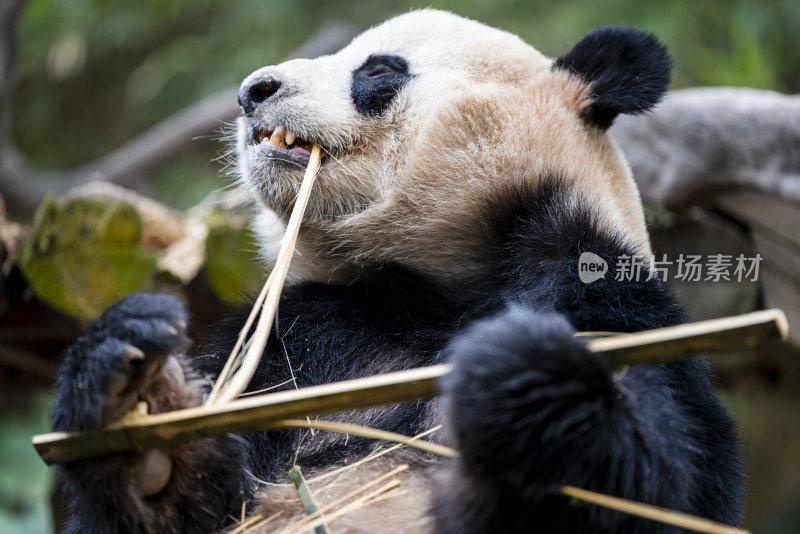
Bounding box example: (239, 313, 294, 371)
(0, 20, 357, 214)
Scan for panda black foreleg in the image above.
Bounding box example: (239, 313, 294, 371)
(433, 305, 723, 534)
(52, 294, 252, 534)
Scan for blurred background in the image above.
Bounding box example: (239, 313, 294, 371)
(9, 0, 800, 210)
(1, 0, 799, 532)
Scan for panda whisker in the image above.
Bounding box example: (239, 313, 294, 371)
(321, 146, 361, 182)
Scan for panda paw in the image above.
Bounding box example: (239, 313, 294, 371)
(52, 293, 191, 433)
(441, 306, 615, 496)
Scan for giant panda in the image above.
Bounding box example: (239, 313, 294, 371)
(51, 9, 743, 534)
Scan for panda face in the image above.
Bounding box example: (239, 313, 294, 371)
(236, 10, 665, 285)
(236, 11, 539, 220)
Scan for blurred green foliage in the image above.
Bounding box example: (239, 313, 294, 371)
(0, 395, 53, 534)
(11, 0, 800, 207)
(203, 207, 267, 303)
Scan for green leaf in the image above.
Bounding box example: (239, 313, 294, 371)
(19, 195, 158, 320)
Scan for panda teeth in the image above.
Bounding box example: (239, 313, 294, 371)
(269, 126, 286, 147)
(256, 127, 307, 150)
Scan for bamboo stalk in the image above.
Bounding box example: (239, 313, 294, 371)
(560, 485, 748, 534)
(280, 482, 403, 534)
(308, 427, 440, 485)
(228, 512, 281, 534)
(289, 466, 329, 534)
(33, 365, 447, 465)
(281, 465, 408, 533)
(32, 310, 787, 465)
(208, 144, 323, 405)
(207, 276, 270, 403)
(592, 309, 787, 367)
(240, 442, 750, 534)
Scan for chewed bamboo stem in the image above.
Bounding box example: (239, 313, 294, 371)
(307, 427, 441, 485)
(593, 308, 787, 367)
(559, 486, 748, 534)
(207, 144, 323, 405)
(34, 364, 449, 465)
(229, 512, 281, 534)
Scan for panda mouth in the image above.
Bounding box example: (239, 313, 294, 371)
(250, 125, 327, 166)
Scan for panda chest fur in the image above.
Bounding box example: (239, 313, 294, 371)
(51, 9, 743, 534)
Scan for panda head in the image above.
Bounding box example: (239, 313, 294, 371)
(235, 10, 670, 284)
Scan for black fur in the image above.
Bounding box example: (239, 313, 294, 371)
(553, 26, 671, 129)
(52, 181, 742, 533)
(52, 294, 190, 433)
(429, 182, 742, 532)
(53, 294, 252, 533)
(238, 77, 282, 115)
(351, 54, 413, 116)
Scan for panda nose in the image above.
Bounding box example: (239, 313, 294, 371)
(238, 77, 282, 114)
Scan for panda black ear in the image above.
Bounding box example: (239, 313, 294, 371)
(553, 26, 671, 130)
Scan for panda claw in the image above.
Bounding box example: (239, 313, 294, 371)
(163, 356, 185, 386)
(161, 325, 179, 337)
(135, 401, 149, 417)
(122, 344, 146, 362)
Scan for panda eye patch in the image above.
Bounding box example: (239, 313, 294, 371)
(351, 54, 412, 116)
